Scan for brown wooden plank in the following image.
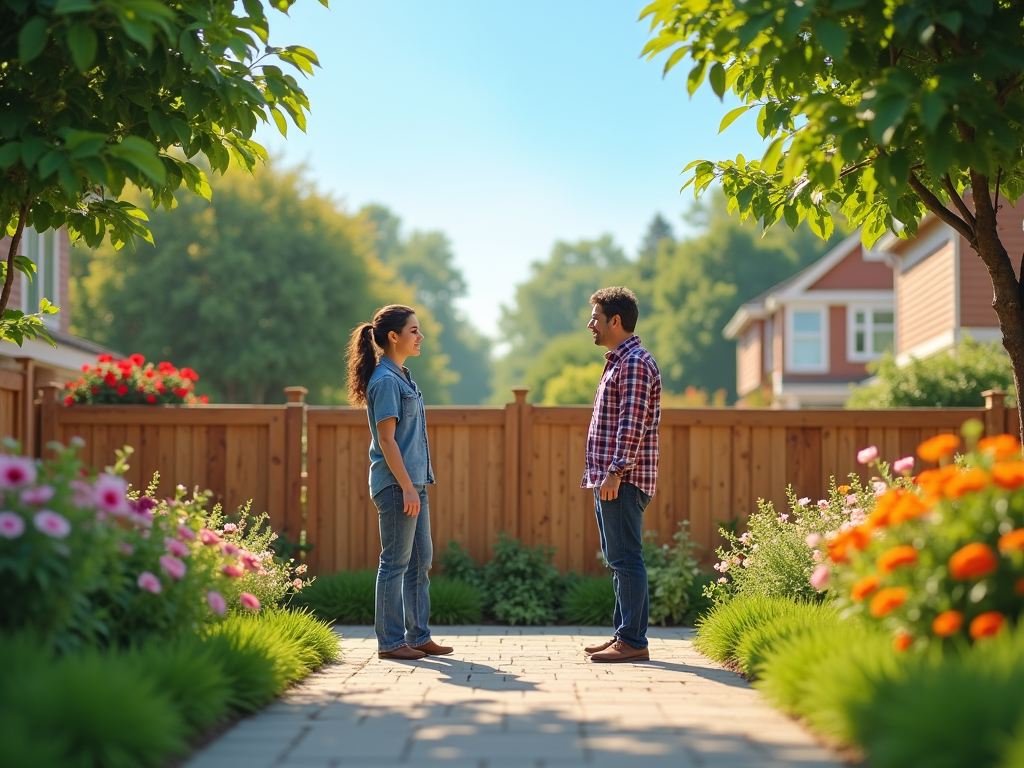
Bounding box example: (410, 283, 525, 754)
(731, 425, 752, 529)
(710, 426, 733, 552)
(304, 420, 321, 574)
(531, 423, 551, 548)
(688, 425, 713, 555)
(319, 426, 338, 573)
(549, 424, 570, 572)
(567, 423, 588, 574)
(518, 402, 534, 541)
(433, 425, 454, 554)
(451, 425, 472, 553)
(769, 426, 788, 513)
(206, 425, 227, 513)
(483, 424, 503, 561)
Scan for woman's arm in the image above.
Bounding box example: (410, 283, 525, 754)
(377, 417, 421, 516)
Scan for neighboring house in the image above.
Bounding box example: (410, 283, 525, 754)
(723, 231, 894, 408)
(0, 226, 118, 383)
(878, 192, 1023, 363)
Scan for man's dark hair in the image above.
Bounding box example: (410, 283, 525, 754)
(590, 286, 639, 332)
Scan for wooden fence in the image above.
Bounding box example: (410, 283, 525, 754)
(24, 384, 1020, 575)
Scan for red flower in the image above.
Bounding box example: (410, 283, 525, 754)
(136, 385, 144, 392)
(199, 395, 209, 404)
(147, 394, 156, 404)
(180, 367, 199, 382)
(155, 382, 165, 394)
(63, 395, 74, 406)
(104, 373, 118, 387)
(173, 387, 189, 399)
(90, 386, 99, 395)
(64, 381, 73, 389)
(81, 364, 90, 373)
(116, 384, 129, 396)
(121, 370, 130, 380)
(158, 361, 176, 374)
(129, 353, 145, 366)
(144, 370, 155, 379)
(97, 354, 113, 363)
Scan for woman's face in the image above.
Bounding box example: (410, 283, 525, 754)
(389, 313, 423, 357)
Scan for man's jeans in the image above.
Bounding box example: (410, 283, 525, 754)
(594, 482, 652, 649)
(373, 484, 433, 652)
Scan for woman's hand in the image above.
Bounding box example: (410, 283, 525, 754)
(403, 486, 421, 516)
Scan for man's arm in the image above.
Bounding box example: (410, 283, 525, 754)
(599, 356, 653, 500)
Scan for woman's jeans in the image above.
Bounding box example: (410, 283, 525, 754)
(594, 482, 652, 649)
(373, 484, 433, 652)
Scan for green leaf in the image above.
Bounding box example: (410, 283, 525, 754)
(286, 45, 320, 67)
(0, 142, 22, 170)
(686, 60, 706, 97)
(270, 106, 287, 137)
(67, 22, 98, 70)
(813, 20, 848, 61)
(18, 17, 49, 64)
(55, 0, 96, 12)
(869, 95, 911, 144)
(709, 62, 726, 99)
(808, 207, 834, 240)
(718, 105, 750, 134)
(178, 30, 199, 63)
(919, 90, 945, 133)
(117, 13, 155, 51)
(761, 136, 785, 174)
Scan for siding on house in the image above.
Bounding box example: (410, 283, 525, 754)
(736, 319, 763, 397)
(896, 239, 956, 354)
(828, 305, 871, 376)
(959, 200, 1024, 329)
(808, 246, 893, 290)
(59, 229, 70, 333)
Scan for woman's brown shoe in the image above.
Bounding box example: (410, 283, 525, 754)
(411, 640, 454, 656)
(584, 638, 616, 655)
(378, 645, 427, 660)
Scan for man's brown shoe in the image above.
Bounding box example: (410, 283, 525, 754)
(584, 638, 616, 655)
(590, 640, 650, 663)
(411, 640, 454, 656)
(377, 645, 426, 660)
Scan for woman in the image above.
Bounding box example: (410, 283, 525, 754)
(347, 305, 453, 660)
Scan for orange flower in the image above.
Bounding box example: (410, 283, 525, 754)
(945, 468, 989, 499)
(918, 434, 960, 463)
(879, 545, 919, 573)
(998, 528, 1024, 554)
(932, 610, 964, 637)
(869, 587, 908, 618)
(851, 575, 881, 602)
(916, 466, 958, 499)
(992, 461, 1024, 491)
(892, 632, 913, 652)
(827, 526, 871, 563)
(890, 494, 929, 525)
(868, 490, 902, 529)
(979, 435, 1021, 460)
(949, 542, 999, 580)
(969, 612, 1005, 640)
(1016, 577, 1024, 596)
(837, 485, 851, 494)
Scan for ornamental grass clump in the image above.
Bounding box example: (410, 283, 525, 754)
(429, 576, 484, 624)
(694, 594, 805, 665)
(825, 425, 1024, 651)
(292, 569, 376, 623)
(63, 353, 208, 405)
(562, 575, 615, 625)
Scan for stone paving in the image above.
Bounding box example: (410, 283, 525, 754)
(183, 626, 845, 768)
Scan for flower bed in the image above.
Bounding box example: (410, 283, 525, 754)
(63, 353, 208, 405)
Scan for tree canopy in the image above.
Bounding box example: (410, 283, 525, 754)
(1, 0, 322, 344)
(71, 163, 453, 404)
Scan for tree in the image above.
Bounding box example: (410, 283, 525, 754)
(644, 0, 1024, 434)
(362, 204, 491, 404)
(72, 163, 452, 404)
(541, 362, 605, 405)
(847, 338, 1014, 409)
(1, 0, 322, 346)
(637, 213, 675, 281)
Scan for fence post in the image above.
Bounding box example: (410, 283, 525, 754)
(37, 379, 62, 459)
(15, 358, 35, 457)
(513, 387, 533, 541)
(283, 386, 307, 560)
(982, 389, 1008, 438)
(503, 388, 528, 539)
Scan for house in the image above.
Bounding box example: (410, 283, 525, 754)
(878, 193, 1022, 362)
(0, 226, 118, 383)
(723, 231, 894, 408)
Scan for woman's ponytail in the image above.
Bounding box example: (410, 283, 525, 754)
(345, 304, 417, 407)
(346, 322, 377, 406)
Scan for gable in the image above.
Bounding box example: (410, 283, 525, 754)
(807, 243, 893, 291)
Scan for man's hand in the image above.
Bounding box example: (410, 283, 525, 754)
(403, 487, 421, 516)
(599, 472, 621, 501)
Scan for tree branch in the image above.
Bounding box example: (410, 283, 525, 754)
(0, 200, 30, 316)
(839, 154, 879, 179)
(942, 173, 977, 228)
(907, 171, 976, 245)
(996, 77, 1022, 108)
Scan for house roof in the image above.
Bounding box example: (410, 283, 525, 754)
(47, 328, 122, 358)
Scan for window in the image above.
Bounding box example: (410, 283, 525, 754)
(20, 227, 59, 328)
(787, 307, 828, 372)
(848, 306, 894, 361)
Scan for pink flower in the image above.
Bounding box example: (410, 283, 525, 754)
(0, 455, 37, 489)
(295, 564, 308, 575)
(159, 554, 187, 580)
(713, 560, 729, 573)
(893, 455, 915, 473)
(222, 542, 240, 557)
(206, 591, 227, 614)
(199, 528, 220, 546)
(118, 541, 135, 555)
(717, 576, 728, 584)
(778, 513, 789, 523)
(222, 523, 237, 534)
(812, 550, 823, 562)
(165, 538, 190, 557)
(0, 511, 25, 538)
(806, 533, 822, 548)
(241, 552, 261, 572)
(857, 445, 879, 464)
(797, 497, 810, 507)
(19, 485, 54, 505)
(739, 532, 751, 544)
(239, 592, 261, 611)
(137, 571, 162, 594)
(741, 559, 751, 569)
(70, 479, 94, 509)
(810, 564, 830, 590)
(873, 481, 887, 496)
(33, 510, 71, 538)
(94, 473, 130, 516)
(177, 525, 196, 541)
(292, 579, 304, 590)
(817, 499, 829, 509)
(222, 564, 244, 578)
(846, 494, 857, 506)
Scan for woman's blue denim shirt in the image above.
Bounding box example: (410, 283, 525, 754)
(365, 356, 434, 496)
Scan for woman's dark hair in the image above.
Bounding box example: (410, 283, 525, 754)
(346, 304, 416, 407)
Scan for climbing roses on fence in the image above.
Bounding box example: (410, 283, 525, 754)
(63, 353, 209, 406)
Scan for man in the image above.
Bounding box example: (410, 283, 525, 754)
(582, 286, 661, 663)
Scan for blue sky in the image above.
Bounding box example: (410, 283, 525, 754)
(255, 0, 763, 336)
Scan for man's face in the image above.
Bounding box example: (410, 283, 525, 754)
(588, 304, 613, 347)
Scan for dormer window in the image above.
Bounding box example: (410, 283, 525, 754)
(848, 305, 894, 361)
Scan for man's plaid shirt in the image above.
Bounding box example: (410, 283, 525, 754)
(582, 334, 662, 497)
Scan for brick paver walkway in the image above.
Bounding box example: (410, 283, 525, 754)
(184, 626, 843, 768)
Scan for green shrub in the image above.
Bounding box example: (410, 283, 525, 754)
(260, 607, 340, 667)
(429, 576, 484, 624)
(733, 600, 842, 676)
(291, 569, 376, 623)
(686, 573, 716, 624)
(562, 576, 614, 625)
(646, 521, 700, 625)
(693, 594, 804, 664)
(437, 541, 484, 588)
(483, 533, 561, 625)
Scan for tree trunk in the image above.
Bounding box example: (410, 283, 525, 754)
(967, 171, 1024, 442)
(0, 201, 31, 316)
